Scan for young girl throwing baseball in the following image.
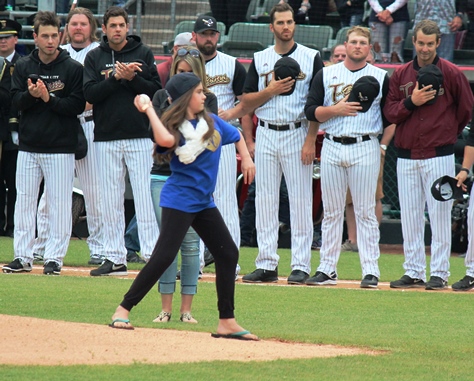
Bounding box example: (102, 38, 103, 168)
(109, 72, 258, 341)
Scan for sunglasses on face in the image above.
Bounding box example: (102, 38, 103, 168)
(177, 48, 201, 58)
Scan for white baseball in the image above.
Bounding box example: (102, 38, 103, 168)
(139, 94, 151, 106)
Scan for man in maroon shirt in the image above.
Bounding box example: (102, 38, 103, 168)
(384, 20, 474, 290)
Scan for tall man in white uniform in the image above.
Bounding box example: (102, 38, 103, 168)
(304, 26, 389, 288)
(241, 2, 324, 284)
(192, 16, 249, 260)
(33, 7, 104, 265)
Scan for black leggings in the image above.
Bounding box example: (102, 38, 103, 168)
(120, 207, 239, 319)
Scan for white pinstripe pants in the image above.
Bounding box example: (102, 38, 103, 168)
(397, 155, 454, 281)
(34, 120, 104, 256)
(318, 137, 381, 278)
(96, 138, 158, 264)
(213, 143, 240, 247)
(254, 126, 313, 274)
(14, 151, 74, 266)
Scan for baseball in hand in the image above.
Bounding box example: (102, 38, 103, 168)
(139, 94, 151, 106)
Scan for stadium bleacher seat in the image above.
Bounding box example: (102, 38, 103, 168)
(221, 22, 274, 58)
(294, 24, 333, 52)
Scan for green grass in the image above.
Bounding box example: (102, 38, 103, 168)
(0, 236, 472, 380)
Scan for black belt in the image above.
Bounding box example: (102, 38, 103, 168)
(84, 115, 93, 122)
(325, 133, 371, 145)
(259, 120, 301, 131)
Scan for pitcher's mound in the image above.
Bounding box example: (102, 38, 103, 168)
(0, 314, 381, 365)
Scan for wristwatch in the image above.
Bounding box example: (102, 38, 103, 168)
(380, 144, 387, 151)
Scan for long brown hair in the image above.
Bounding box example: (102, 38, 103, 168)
(156, 81, 215, 162)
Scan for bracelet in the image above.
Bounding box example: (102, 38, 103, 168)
(460, 167, 470, 174)
(380, 144, 387, 151)
(456, 12, 464, 18)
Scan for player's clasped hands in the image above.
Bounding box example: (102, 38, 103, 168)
(336, 94, 362, 116)
(114, 61, 142, 81)
(411, 81, 437, 106)
(28, 78, 49, 102)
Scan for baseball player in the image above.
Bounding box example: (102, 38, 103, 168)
(83, 6, 161, 276)
(240, 2, 324, 284)
(2, 11, 85, 275)
(304, 25, 389, 288)
(192, 15, 250, 264)
(33, 7, 104, 265)
(384, 19, 474, 290)
(0, 18, 22, 238)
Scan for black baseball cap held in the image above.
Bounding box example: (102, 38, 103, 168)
(194, 16, 219, 34)
(274, 56, 301, 96)
(348, 75, 380, 113)
(166, 72, 201, 103)
(431, 175, 464, 202)
(417, 64, 443, 105)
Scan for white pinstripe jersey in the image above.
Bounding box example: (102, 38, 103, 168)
(321, 62, 386, 137)
(253, 44, 318, 125)
(205, 51, 237, 111)
(61, 42, 100, 65)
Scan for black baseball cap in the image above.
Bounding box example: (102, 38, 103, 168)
(431, 175, 464, 201)
(166, 72, 201, 103)
(0, 19, 22, 38)
(274, 56, 301, 96)
(194, 16, 219, 34)
(348, 76, 380, 113)
(417, 64, 443, 105)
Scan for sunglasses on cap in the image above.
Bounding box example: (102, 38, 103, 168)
(177, 48, 201, 58)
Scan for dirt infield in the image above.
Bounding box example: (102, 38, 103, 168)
(0, 315, 381, 365)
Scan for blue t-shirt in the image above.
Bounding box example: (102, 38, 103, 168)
(159, 113, 240, 213)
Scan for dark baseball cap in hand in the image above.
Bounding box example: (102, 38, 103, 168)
(431, 175, 464, 201)
(194, 16, 219, 34)
(348, 75, 380, 113)
(417, 64, 443, 105)
(274, 56, 300, 96)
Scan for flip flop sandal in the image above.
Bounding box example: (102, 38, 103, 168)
(109, 318, 134, 330)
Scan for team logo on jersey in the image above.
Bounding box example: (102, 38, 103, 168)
(258, 70, 305, 88)
(329, 83, 351, 104)
(206, 130, 221, 152)
(206, 74, 230, 88)
(46, 80, 65, 93)
(399, 81, 444, 99)
(0, 20, 6, 29)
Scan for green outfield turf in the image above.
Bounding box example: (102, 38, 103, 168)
(0, 237, 472, 380)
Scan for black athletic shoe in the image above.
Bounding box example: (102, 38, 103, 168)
(90, 259, 127, 276)
(43, 261, 61, 275)
(305, 271, 337, 285)
(2, 258, 33, 273)
(390, 275, 426, 289)
(126, 251, 146, 263)
(88, 254, 105, 265)
(425, 276, 448, 290)
(242, 268, 278, 283)
(287, 270, 309, 284)
(452, 275, 474, 291)
(33, 253, 44, 262)
(360, 274, 378, 288)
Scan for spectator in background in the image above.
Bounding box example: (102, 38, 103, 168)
(157, 32, 194, 87)
(329, 43, 347, 63)
(337, 0, 366, 28)
(282, 0, 329, 25)
(413, 0, 465, 62)
(208, 0, 252, 32)
(368, 0, 409, 63)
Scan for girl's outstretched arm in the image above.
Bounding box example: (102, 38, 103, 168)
(134, 95, 175, 148)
